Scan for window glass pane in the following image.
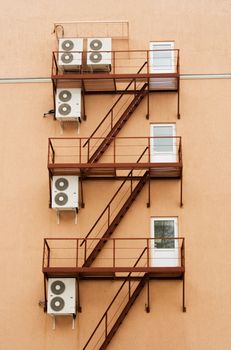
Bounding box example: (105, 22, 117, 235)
(153, 126, 173, 152)
(151, 44, 173, 71)
(154, 220, 175, 248)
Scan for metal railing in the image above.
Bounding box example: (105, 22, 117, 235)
(51, 49, 179, 76)
(80, 148, 148, 250)
(48, 136, 182, 166)
(82, 248, 147, 350)
(43, 237, 185, 270)
(82, 63, 148, 149)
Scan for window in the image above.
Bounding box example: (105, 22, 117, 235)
(150, 124, 176, 163)
(149, 41, 175, 73)
(150, 217, 179, 267)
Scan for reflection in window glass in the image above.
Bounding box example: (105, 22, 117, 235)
(154, 220, 175, 248)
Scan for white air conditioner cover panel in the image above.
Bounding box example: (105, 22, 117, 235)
(87, 38, 112, 68)
(55, 88, 81, 121)
(52, 175, 79, 209)
(47, 278, 76, 315)
(58, 38, 83, 69)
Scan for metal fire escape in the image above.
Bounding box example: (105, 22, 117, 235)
(44, 23, 185, 349)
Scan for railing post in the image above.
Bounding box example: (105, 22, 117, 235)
(48, 172, 52, 209)
(177, 50, 180, 119)
(84, 240, 87, 263)
(147, 50, 149, 74)
(113, 137, 116, 164)
(113, 50, 115, 74)
(76, 239, 79, 268)
(147, 173, 151, 208)
(42, 239, 46, 269)
(148, 137, 151, 163)
(147, 238, 149, 268)
(79, 138, 81, 164)
(180, 167, 183, 208)
(113, 238, 115, 268)
(146, 83, 150, 120)
(80, 177, 85, 208)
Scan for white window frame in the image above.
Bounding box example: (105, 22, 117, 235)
(149, 41, 175, 73)
(150, 123, 177, 163)
(150, 217, 179, 267)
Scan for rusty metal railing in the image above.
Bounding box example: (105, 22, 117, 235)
(48, 136, 182, 167)
(43, 237, 185, 270)
(51, 49, 179, 77)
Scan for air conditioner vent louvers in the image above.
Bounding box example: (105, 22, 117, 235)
(50, 297, 65, 312)
(58, 103, 71, 116)
(58, 90, 72, 102)
(55, 178, 69, 191)
(87, 38, 112, 72)
(52, 175, 79, 209)
(90, 39, 103, 50)
(61, 53, 73, 64)
(55, 193, 68, 206)
(61, 40, 74, 51)
(90, 52, 102, 63)
(47, 278, 76, 316)
(55, 88, 81, 121)
(58, 38, 83, 70)
(51, 280, 66, 294)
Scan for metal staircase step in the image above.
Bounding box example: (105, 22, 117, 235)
(83, 171, 149, 267)
(99, 274, 147, 349)
(87, 83, 147, 164)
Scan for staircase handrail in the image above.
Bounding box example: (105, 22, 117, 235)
(82, 61, 147, 148)
(80, 146, 148, 247)
(83, 247, 147, 349)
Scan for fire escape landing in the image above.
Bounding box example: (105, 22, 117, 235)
(45, 37, 184, 348)
(43, 236, 186, 348)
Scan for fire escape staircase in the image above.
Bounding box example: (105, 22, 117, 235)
(83, 249, 148, 350)
(83, 64, 148, 165)
(82, 168, 149, 267)
(80, 66, 149, 347)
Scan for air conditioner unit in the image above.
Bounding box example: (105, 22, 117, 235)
(52, 176, 79, 210)
(47, 278, 76, 316)
(87, 38, 112, 72)
(58, 38, 83, 71)
(55, 88, 81, 121)
(149, 41, 177, 90)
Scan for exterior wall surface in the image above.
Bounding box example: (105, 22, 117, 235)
(1, 1, 231, 350)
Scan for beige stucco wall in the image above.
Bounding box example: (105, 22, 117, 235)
(1, 1, 231, 349)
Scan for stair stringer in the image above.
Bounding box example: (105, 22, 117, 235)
(82, 171, 149, 267)
(87, 83, 148, 164)
(99, 273, 148, 350)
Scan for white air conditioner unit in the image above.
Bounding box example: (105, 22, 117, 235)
(87, 38, 112, 72)
(58, 38, 83, 71)
(52, 176, 79, 210)
(55, 88, 81, 121)
(47, 278, 76, 316)
(149, 41, 177, 90)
